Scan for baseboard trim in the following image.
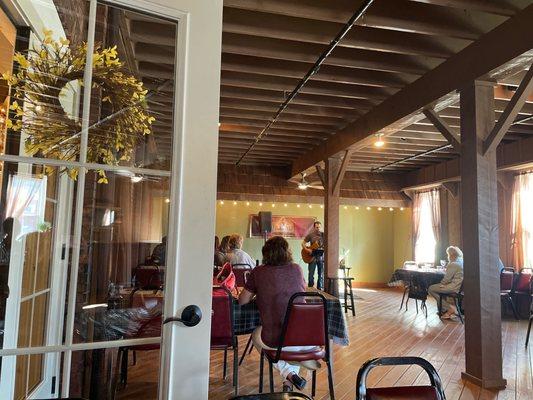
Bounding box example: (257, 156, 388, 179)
(351, 282, 391, 289)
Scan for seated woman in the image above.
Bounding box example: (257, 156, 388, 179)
(238, 236, 311, 392)
(226, 233, 256, 268)
(428, 246, 464, 319)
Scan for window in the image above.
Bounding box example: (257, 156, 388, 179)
(511, 172, 533, 268)
(413, 190, 440, 264)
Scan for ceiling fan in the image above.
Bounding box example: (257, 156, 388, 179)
(289, 173, 324, 190)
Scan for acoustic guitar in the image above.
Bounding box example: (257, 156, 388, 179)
(301, 241, 320, 264)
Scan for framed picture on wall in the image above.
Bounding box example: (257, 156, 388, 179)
(249, 214, 316, 238)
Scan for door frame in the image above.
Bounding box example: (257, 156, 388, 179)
(0, 0, 222, 399)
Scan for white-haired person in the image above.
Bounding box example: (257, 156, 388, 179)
(428, 246, 464, 319)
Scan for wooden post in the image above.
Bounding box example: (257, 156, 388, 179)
(459, 81, 506, 389)
(325, 156, 342, 296)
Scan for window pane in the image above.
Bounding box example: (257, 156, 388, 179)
(1, 1, 91, 163)
(70, 170, 169, 345)
(87, 3, 178, 171)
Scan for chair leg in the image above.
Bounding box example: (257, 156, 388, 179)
(268, 360, 274, 393)
(233, 346, 239, 395)
(422, 300, 427, 318)
(508, 296, 520, 320)
(438, 295, 443, 317)
(455, 298, 464, 324)
(258, 351, 264, 393)
(132, 350, 137, 366)
(349, 288, 355, 317)
(326, 359, 335, 400)
(120, 348, 129, 387)
(400, 287, 408, 310)
(526, 316, 532, 347)
(312, 370, 317, 398)
(223, 348, 228, 380)
(239, 335, 253, 366)
(415, 299, 419, 314)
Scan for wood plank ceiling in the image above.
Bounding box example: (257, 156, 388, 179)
(217, 0, 533, 173)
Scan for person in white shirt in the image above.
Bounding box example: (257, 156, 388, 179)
(428, 246, 464, 319)
(226, 233, 256, 268)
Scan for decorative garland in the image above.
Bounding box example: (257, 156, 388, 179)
(3, 30, 155, 183)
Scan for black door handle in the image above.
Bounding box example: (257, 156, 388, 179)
(163, 305, 202, 327)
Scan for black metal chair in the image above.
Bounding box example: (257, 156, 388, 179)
(438, 283, 464, 324)
(230, 393, 312, 399)
(404, 274, 428, 317)
(526, 293, 532, 347)
(356, 357, 446, 400)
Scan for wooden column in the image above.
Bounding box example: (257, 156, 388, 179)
(324, 156, 342, 296)
(459, 81, 506, 389)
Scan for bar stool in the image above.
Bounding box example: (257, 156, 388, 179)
(326, 267, 355, 316)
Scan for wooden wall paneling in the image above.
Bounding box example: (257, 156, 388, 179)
(459, 80, 505, 389)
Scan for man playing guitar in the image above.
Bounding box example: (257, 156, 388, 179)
(301, 221, 325, 290)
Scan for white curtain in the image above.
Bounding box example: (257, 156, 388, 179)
(5, 174, 47, 239)
(413, 190, 439, 264)
(511, 173, 533, 268)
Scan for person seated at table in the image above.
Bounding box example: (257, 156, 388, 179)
(428, 246, 464, 319)
(219, 235, 231, 254)
(238, 236, 312, 392)
(214, 235, 227, 267)
(226, 233, 255, 268)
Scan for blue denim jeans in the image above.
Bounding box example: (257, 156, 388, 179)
(308, 258, 324, 290)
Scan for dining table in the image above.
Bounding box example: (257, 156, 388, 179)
(389, 266, 445, 292)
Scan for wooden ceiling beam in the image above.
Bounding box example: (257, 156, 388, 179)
(219, 107, 344, 126)
(222, 33, 436, 75)
(407, 0, 525, 16)
(291, 4, 533, 177)
(223, 6, 470, 57)
(221, 53, 415, 88)
(219, 117, 334, 133)
(220, 85, 374, 110)
(220, 71, 394, 101)
(219, 98, 358, 119)
(423, 108, 462, 151)
(484, 63, 533, 154)
(223, 0, 501, 40)
(219, 123, 331, 138)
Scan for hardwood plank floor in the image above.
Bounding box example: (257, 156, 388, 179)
(116, 288, 532, 399)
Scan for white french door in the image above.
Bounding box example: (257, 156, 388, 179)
(0, 0, 222, 399)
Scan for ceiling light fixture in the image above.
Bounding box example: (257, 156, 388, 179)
(374, 133, 385, 148)
(297, 182, 308, 190)
(130, 175, 143, 183)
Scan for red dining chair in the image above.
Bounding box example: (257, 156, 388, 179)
(211, 286, 239, 395)
(118, 314, 162, 387)
(356, 357, 445, 400)
(514, 268, 532, 318)
(232, 263, 253, 289)
(258, 292, 334, 399)
(500, 270, 519, 320)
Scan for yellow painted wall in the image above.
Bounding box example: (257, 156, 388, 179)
(216, 201, 413, 284)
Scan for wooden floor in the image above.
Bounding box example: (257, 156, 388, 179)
(117, 288, 532, 399)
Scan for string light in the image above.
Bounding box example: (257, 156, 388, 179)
(400, 207, 404, 211)
(343, 205, 348, 210)
(389, 207, 394, 211)
(320, 205, 324, 209)
(259, 202, 263, 206)
(233, 201, 237, 205)
(378, 207, 382, 211)
(220, 200, 224, 205)
(271, 203, 275, 208)
(308, 204, 313, 208)
(165, 198, 170, 203)
(355, 206, 360, 210)
(297, 204, 301, 208)
(246, 202, 250, 206)
(284, 203, 288, 207)
(366, 206, 371, 210)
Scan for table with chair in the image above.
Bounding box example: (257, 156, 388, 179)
(389, 266, 445, 317)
